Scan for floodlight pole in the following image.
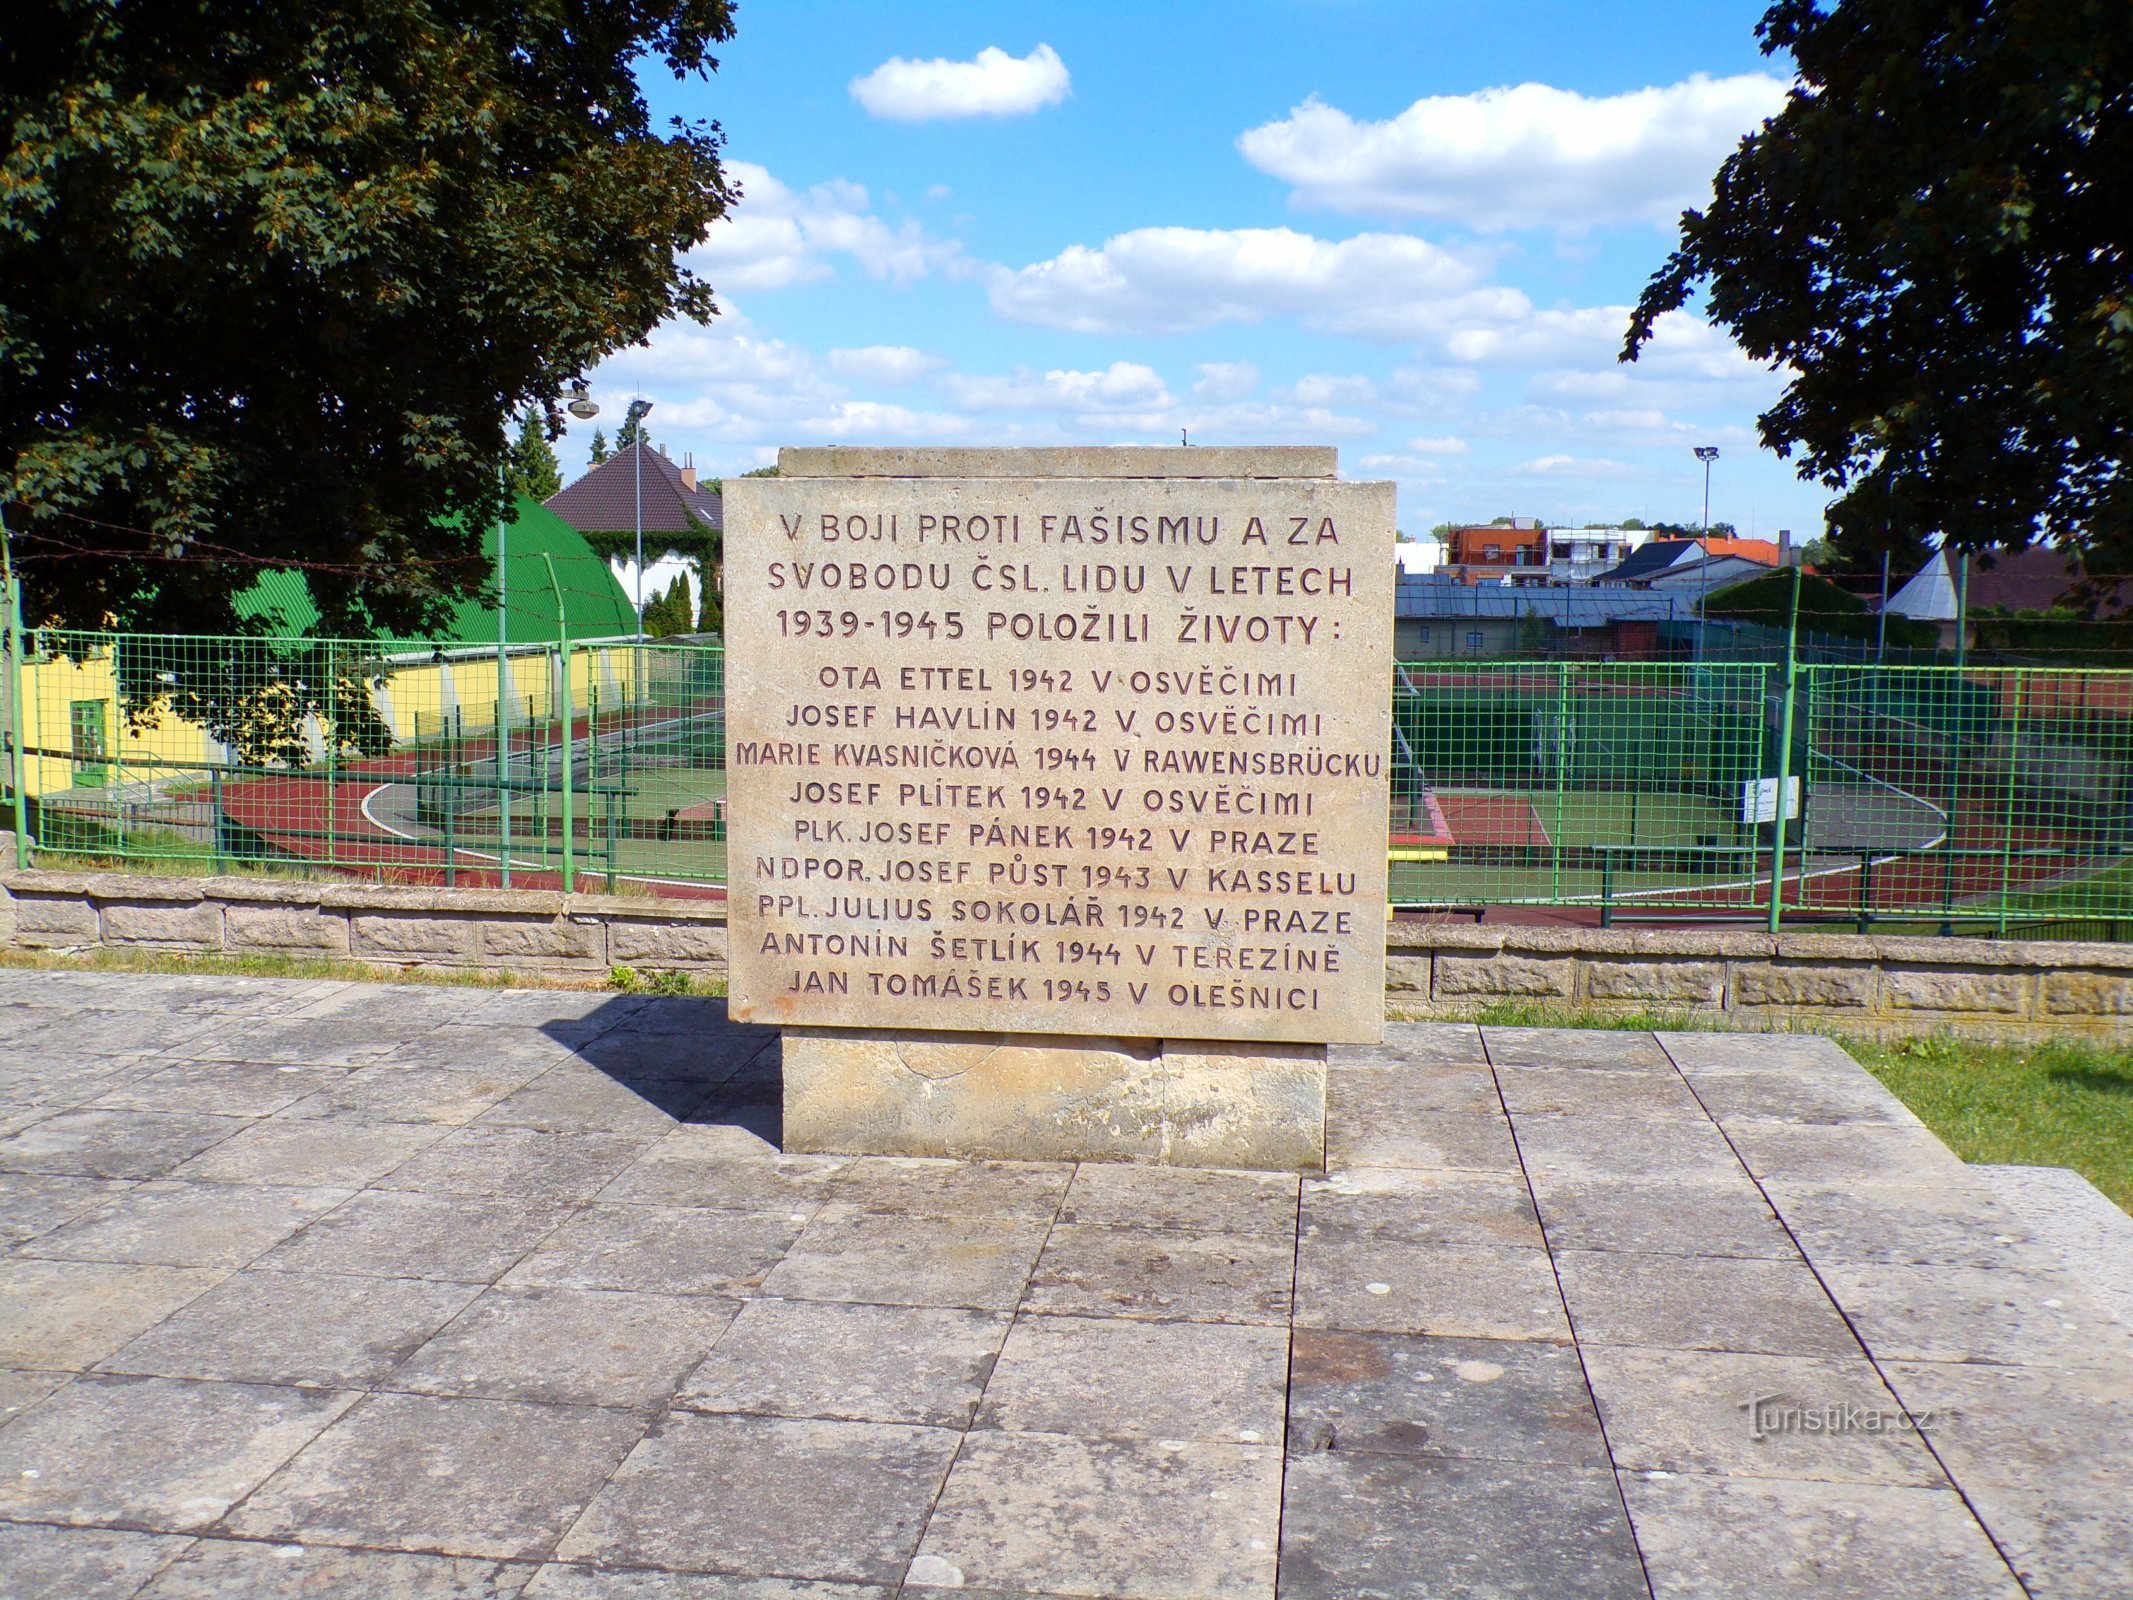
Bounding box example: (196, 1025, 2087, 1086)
(1694, 447, 1720, 663)
(496, 473, 512, 889)
(627, 400, 655, 644)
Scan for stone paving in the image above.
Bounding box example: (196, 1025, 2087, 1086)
(0, 969, 2129, 1599)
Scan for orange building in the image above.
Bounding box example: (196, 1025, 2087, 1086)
(1440, 519, 1549, 584)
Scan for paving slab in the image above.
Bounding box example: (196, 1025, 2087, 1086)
(593, 1138, 848, 1212)
(373, 1126, 656, 1203)
(1494, 1063, 1708, 1119)
(502, 1204, 800, 1297)
(1555, 1248, 1861, 1357)
(1509, 1112, 1746, 1183)
(0, 1372, 355, 1531)
(975, 1313, 1288, 1443)
(1286, 1329, 1606, 1466)
(226, 1390, 649, 1560)
(1979, 1162, 2133, 1325)
(1580, 1344, 1947, 1485)
(1484, 1025, 1677, 1070)
(0, 1170, 138, 1245)
(278, 1063, 543, 1126)
(0, 1367, 72, 1422)
(0, 1523, 193, 1600)
(1057, 1163, 1299, 1236)
(472, 1067, 709, 1135)
(678, 1297, 1009, 1427)
(1881, 1359, 2133, 1486)
(824, 1156, 1074, 1221)
(1526, 1173, 1800, 1259)
(1656, 1030, 1864, 1074)
(1937, 1479, 2133, 1600)
(260, 1190, 576, 1283)
(389, 1285, 738, 1408)
(18, 1178, 349, 1268)
(0, 1108, 251, 1179)
(1762, 1179, 2044, 1269)
(1340, 1020, 1487, 1067)
(1723, 1117, 1973, 1186)
(1324, 1075, 1519, 1172)
(1621, 1473, 2025, 1600)
(1683, 1065, 1914, 1125)
(1817, 1260, 2133, 1369)
(1302, 1167, 1543, 1248)
(97, 1268, 481, 1388)
(555, 1412, 959, 1584)
(138, 1540, 537, 1599)
(760, 1211, 1047, 1310)
(523, 1569, 885, 1600)
(914, 1432, 1282, 1600)
(0, 1257, 225, 1368)
(1279, 1449, 1646, 1600)
(170, 1115, 448, 1187)
(87, 1059, 348, 1117)
(1295, 1235, 1569, 1342)
(1023, 1224, 1295, 1325)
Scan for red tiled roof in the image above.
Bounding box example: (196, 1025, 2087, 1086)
(544, 443, 723, 536)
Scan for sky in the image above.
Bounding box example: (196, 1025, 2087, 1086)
(566, 0, 1825, 541)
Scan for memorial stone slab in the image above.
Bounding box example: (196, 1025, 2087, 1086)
(725, 447, 1394, 1169)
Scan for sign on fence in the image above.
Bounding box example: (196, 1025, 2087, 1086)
(1741, 775, 1802, 826)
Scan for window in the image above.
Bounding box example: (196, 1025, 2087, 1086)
(1416, 626, 1431, 643)
(1466, 630, 1485, 652)
(1485, 544, 1501, 561)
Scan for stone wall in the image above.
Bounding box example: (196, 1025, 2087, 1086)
(4, 867, 2132, 1040)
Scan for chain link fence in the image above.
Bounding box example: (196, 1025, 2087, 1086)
(7, 631, 2133, 935)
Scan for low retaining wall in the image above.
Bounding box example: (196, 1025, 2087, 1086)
(3, 866, 2131, 1041)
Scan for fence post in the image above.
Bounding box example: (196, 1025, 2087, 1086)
(1551, 661, 1570, 903)
(1997, 669, 2024, 937)
(540, 554, 574, 895)
(1, 509, 28, 868)
(324, 640, 339, 871)
(1767, 565, 1803, 933)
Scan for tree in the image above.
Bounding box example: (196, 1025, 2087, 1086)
(588, 430, 610, 467)
(504, 413, 561, 503)
(641, 572, 693, 638)
(2, 0, 738, 639)
(616, 413, 648, 452)
(1626, 0, 2133, 568)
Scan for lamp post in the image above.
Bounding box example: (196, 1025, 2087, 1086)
(1693, 446, 1720, 663)
(626, 399, 655, 641)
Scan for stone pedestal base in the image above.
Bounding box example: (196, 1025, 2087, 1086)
(780, 1028, 1326, 1173)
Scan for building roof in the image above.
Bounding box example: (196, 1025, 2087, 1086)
(544, 442, 723, 538)
(1884, 544, 2133, 623)
(234, 496, 638, 646)
(1598, 540, 1698, 584)
(1884, 549, 1961, 623)
(1600, 537, 1779, 587)
(1395, 576, 1684, 624)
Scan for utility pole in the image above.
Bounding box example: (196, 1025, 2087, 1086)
(1, 507, 29, 868)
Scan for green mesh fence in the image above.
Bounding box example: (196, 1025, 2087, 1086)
(10, 631, 726, 897)
(9, 631, 2133, 936)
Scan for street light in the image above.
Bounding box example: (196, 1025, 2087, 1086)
(566, 382, 599, 422)
(626, 399, 655, 641)
(1693, 446, 1720, 662)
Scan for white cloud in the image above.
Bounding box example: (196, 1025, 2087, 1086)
(851, 44, 1071, 121)
(943, 362, 1174, 415)
(689, 163, 965, 292)
(1192, 362, 1260, 401)
(1238, 74, 1789, 231)
(1405, 435, 1471, 456)
(1279, 373, 1379, 406)
(989, 225, 1511, 337)
(826, 345, 947, 384)
(1518, 453, 1637, 480)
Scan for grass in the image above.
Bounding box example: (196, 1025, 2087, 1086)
(1846, 1034, 2133, 1210)
(1471, 999, 2133, 1212)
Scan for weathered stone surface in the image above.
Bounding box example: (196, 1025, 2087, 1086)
(13, 892, 101, 943)
(1060, 1162, 1299, 1236)
(1432, 951, 1574, 998)
(0, 1524, 191, 1600)
(1295, 1236, 1569, 1341)
(915, 1432, 1284, 1600)
(1622, 1475, 2023, 1600)
(2039, 971, 2133, 1015)
(174, 1116, 445, 1186)
(223, 903, 350, 955)
(1585, 959, 1725, 1005)
(780, 1027, 1326, 1173)
(100, 898, 223, 948)
(1818, 1261, 2133, 1369)
(1581, 1345, 1947, 1485)
(556, 1412, 960, 1583)
(978, 1312, 1289, 1443)
(226, 1391, 648, 1560)
(1733, 963, 1877, 1009)
(502, 1203, 800, 1297)
(1528, 1174, 1799, 1261)
(99, 1268, 480, 1388)
(475, 917, 605, 964)
(264, 1190, 577, 1283)
(0, 1107, 250, 1179)
(1025, 1224, 1297, 1325)
(350, 911, 484, 960)
(389, 1285, 738, 1408)
(0, 1373, 356, 1532)
(1553, 1250, 1861, 1357)
(1302, 1167, 1543, 1249)
(680, 1298, 1009, 1427)
(1287, 1330, 1605, 1466)
(20, 1178, 347, 1269)
(1883, 968, 2029, 1013)
(1281, 1452, 1646, 1600)
(724, 452, 1393, 1045)
(603, 918, 728, 967)
(764, 1210, 1044, 1311)
(0, 1258, 224, 1368)
(142, 1541, 538, 1600)
(1495, 1064, 1708, 1120)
